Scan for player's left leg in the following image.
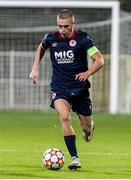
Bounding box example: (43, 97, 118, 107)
(77, 114, 94, 142)
(72, 89, 94, 142)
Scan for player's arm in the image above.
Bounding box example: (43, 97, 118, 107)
(75, 46, 104, 81)
(87, 46, 104, 76)
(30, 42, 45, 84)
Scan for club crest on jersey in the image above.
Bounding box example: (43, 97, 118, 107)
(69, 40, 77, 47)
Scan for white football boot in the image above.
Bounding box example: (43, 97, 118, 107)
(68, 156, 81, 170)
(83, 120, 95, 142)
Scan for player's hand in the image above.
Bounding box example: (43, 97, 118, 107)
(29, 69, 38, 84)
(75, 71, 91, 81)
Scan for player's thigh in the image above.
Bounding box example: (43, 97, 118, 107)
(72, 90, 92, 116)
(54, 99, 71, 121)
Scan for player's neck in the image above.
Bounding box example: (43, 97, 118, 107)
(59, 29, 77, 40)
(67, 29, 75, 38)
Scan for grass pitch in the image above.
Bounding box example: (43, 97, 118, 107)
(0, 111, 131, 179)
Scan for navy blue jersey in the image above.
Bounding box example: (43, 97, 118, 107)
(42, 29, 94, 92)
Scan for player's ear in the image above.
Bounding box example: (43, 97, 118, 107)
(72, 15, 75, 24)
(72, 21, 76, 28)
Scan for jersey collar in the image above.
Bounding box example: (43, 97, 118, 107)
(57, 29, 77, 40)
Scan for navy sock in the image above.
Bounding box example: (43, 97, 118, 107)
(64, 135, 78, 158)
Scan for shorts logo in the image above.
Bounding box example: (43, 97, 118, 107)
(89, 105, 92, 110)
(52, 92, 56, 99)
(69, 40, 77, 47)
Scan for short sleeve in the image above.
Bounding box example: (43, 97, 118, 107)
(42, 33, 49, 49)
(82, 33, 94, 51)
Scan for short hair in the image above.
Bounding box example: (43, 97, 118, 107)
(57, 9, 75, 21)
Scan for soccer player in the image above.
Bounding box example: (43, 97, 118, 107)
(30, 9, 104, 170)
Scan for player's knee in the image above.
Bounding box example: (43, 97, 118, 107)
(60, 112, 70, 122)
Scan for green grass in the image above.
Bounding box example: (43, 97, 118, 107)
(0, 111, 131, 179)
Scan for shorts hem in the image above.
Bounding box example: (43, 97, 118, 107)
(50, 96, 70, 109)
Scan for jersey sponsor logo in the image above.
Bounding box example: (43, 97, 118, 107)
(54, 50, 74, 64)
(69, 40, 77, 47)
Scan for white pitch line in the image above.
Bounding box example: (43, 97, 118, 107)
(0, 149, 16, 152)
(67, 151, 130, 157)
(0, 149, 130, 157)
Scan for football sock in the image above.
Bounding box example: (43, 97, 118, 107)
(64, 135, 78, 158)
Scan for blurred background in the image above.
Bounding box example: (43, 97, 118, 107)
(0, 0, 131, 113)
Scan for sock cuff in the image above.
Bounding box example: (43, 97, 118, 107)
(64, 135, 76, 139)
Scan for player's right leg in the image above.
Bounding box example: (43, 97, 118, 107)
(54, 98, 81, 170)
(54, 98, 74, 136)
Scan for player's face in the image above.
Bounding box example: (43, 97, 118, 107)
(57, 17, 75, 38)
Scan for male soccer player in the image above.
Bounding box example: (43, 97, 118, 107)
(30, 9, 104, 170)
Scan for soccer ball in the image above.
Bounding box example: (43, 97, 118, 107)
(43, 148, 64, 170)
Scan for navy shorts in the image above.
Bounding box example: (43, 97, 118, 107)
(50, 89, 92, 116)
